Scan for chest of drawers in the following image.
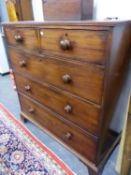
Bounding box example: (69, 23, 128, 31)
(3, 21, 131, 175)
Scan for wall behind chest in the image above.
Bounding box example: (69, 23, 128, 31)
(94, 0, 131, 19)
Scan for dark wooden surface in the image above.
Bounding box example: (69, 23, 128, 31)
(81, 0, 93, 20)
(3, 20, 131, 175)
(4, 27, 40, 51)
(3, 20, 131, 27)
(8, 47, 104, 104)
(14, 73, 102, 136)
(15, 0, 33, 20)
(42, 0, 93, 21)
(19, 93, 98, 162)
(5, 27, 108, 64)
(40, 29, 108, 64)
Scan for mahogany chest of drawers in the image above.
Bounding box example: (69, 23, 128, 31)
(3, 21, 131, 175)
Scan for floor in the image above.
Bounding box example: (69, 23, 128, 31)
(0, 74, 119, 175)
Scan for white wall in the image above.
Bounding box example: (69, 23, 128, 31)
(0, 0, 9, 74)
(32, 0, 44, 21)
(0, 0, 9, 22)
(0, 34, 9, 74)
(94, 0, 131, 20)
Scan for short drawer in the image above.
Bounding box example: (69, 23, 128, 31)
(9, 48, 104, 104)
(15, 73, 101, 135)
(4, 27, 39, 51)
(19, 93, 98, 162)
(40, 29, 108, 64)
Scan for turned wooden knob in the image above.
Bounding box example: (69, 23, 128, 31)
(64, 105, 72, 113)
(28, 108, 35, 114)
(62, 74, 71, 83)
(14, 34, 23, 42)
(60, 39, 72, 50)
(64, 132, 72, 140)
(25, 85, 31, 91)
(19, 60, 26, 67)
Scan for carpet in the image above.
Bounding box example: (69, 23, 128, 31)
(0, 103, 75, 175)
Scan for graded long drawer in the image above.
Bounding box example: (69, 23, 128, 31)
(9, 48, 105, 104)
(15, 73, 101, 135)
(19, 93, 98, 162)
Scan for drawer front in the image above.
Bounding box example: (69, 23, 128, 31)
(40, 29, 108, 64)
(5, 27, 39, 51)
(15, 73, 101, 135)
(19, 93, 98, 162)
(9, 48, 104, 104)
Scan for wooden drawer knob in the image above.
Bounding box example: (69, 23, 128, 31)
(62, 74, 71, 83)
(25, 85, 31, 91)
(60, 39, 72, 50)
(28, 108, 35, 114)
(14, 34, 23, 42)
(19, 60, 26, 67)
(64, 105, 72, 113)
(64, 132, 73, 140)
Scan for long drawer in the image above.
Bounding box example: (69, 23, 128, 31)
(5, 27, 108, 64)
(19, 93, 98, 162)
(15, 73, 101, 135)
(9, 48, 105, 104)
